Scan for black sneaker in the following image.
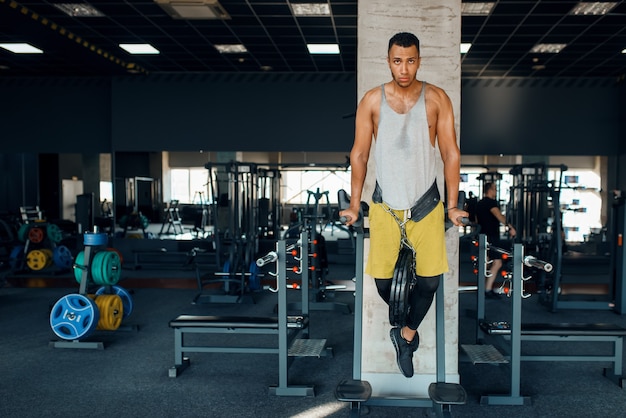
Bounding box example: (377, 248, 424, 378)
(485, 290, 502, 299)
(390, 327, 419, 378)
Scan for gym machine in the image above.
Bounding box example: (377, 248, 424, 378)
(464, 234, 624, 405)
(195, 162, 261, 303)
(168, 229, 332, 396)
(335, 190, 467, 417)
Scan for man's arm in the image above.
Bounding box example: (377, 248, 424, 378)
(341, 90, 376, 225)
(434, 87, 467, 224)
(490, 207, 516, 237)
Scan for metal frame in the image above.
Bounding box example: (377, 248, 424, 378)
(472, 234, 626, 405)
(347, 226, 464, 416)
(168, 232, 329, 397)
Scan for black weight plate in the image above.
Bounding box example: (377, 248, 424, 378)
(389, 247, 414, 327)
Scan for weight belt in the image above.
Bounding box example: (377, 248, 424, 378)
(372, 180, 440, 223)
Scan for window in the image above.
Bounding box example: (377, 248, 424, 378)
(170, 168, 210, 204)
(281, 170, 351, 204)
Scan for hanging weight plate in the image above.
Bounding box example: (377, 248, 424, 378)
(53, 245, 74, 270)
(49, 294, 100, 340)
(94, 294, 123, 331)
(74, 251, 87, 283)
(96, 285, 133, 319)
(17, 224, 30, 242)
(248, 261, 260, 291)
(106, 247, 124, 265)
(28, 227, 44, 244)
(26, 249, 49, 271)
(140, 214, 150, 229)
(83, 232, 108, 246)
(41, 248, 54, 268)
(91, 250, 121, 286)
(46, 223, 63, 243)
(9, 245, 25, 269)
(389, 247, 414, 327)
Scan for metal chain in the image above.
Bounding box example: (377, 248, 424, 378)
(380, 203, 416, 258)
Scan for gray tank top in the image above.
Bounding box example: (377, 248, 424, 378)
(374, 82, 437, 209)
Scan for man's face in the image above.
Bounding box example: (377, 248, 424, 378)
(387, 44, 421, 88)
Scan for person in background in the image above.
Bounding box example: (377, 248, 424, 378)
(475, 182, 516, 298)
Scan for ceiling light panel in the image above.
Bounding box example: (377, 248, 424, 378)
(0, 43, 43, 53)
(461, 43, 472, 53)
(461, 2, 496, 16)
(119, 44, 160, 54)
(291, 3, 331, 16)
(530, 43, 567, 54)
(54, 3, 105, 17)
(307, 44, 340, 54)
(214, 44, 248, 53)
(569, 2, 618, 15)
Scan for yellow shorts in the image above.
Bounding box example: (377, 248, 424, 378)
(365, 202, 448, 278)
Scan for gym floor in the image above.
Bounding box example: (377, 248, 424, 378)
(2, 241, 626, 417)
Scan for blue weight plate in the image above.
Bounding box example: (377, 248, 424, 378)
(83, 232, 108, 246)
(9, 245, 25, 269)
(53, 245, 73, 269)
(49, 294, 99, 340)
(96, 285, 133, 319)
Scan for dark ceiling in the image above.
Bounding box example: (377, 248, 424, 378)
(0, 0, 625, 78)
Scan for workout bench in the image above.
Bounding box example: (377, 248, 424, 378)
(521, 322, 625, 384)
(168, 238, 332, 397)
(467, 238, 626, 407)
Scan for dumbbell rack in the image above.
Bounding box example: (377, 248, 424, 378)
(49, 232, 131, 350)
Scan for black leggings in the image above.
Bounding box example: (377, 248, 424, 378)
(375, 275, 440, 330)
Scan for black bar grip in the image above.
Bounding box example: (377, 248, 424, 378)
(337, 189, 363, 227)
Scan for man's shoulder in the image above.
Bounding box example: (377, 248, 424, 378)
(359, 85, 383, 107)
(424, 82, 449, 99)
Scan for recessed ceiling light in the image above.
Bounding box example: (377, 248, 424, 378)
(570, 2, 617, 15)
(291, 3, 331, 16)
(307, 44, 340, 54)
(0, 43, 43, 54)
(460, 43, 472, 54)
(54, 3, 105, 17)
(214, 44, 247, 53)
(530, 43, 567, 54)
(622, 48, 626, 54)
(461, 2, 495, 15)
(119, 44, 160, 54)
(260, 65, 273, 71)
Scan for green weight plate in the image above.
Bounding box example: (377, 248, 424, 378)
(47, 223, 63, 243)
(74, 251, 87, 283)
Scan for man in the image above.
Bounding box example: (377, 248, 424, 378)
(340, 32, 466, 378)
(475, 182, 516, 298)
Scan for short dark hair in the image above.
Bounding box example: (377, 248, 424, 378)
(483, 182, 496, 194)
(388, 32, 420, 54)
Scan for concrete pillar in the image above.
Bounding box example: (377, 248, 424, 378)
(358, 0, 462, 397)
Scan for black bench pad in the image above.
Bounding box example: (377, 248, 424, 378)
(521, 323, 626, 336)
(480, 321, 626, 336)
(169, 315, 307, 329)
